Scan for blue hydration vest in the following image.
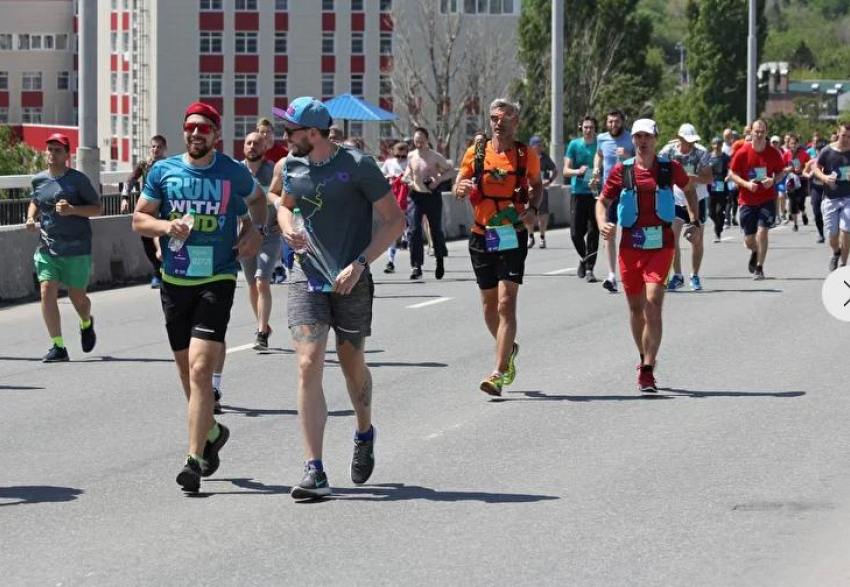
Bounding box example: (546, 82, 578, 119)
(617, 156, 675, 228)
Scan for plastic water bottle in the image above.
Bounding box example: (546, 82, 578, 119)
(291, 207, 306, 254)
(168, 213, 195, 252)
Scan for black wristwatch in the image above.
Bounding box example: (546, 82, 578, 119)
(254, 224, 268, 236)
(689, 219, 701, 228)
(355, 253, 368, 267)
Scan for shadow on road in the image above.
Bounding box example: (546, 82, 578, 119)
(497, 390, 671, 402)
(197, 478, 292, 496)
(0, 485, 83, 507)
(0, 384, 45, 390)
(0, 355, 173, 363)
(324, 359, 448, 368)
(331, 483, 559, 503)
(0, 356, 45, 362)
(221, 405, 354, 418)
(374, 294, 443, 299)
(691, 289, 783, 294)
(661, 388, 806, 398)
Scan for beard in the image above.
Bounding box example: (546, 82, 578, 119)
(609, 127, 623, 137)
(245, 151, 263, 162)
(187, 142, 213, 160)
(289, 140, 313, 158)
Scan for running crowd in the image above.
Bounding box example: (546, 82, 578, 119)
(23, 94, 850, 498)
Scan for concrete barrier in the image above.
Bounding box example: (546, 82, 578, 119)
(0, 185, 573, 304)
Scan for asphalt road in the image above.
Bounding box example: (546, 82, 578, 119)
(1, 221, 847, 587)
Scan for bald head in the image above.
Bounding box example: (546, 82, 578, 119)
(244, 131, 266, 162)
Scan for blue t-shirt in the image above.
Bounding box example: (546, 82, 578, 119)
(31, 169, 100, 257)
(142, 153, 256, 285)
(597, 131, 634, 183)
(565, 137, 598, 195)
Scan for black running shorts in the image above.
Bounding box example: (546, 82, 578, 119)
(468, 229, 529, 290)
(160, 279, 236, 351)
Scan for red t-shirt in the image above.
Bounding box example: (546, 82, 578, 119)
(782, 147, 810, 174)
(601, 158, 690, 250)
(265, 142, 289, 164)
(730, 143, 785, 206)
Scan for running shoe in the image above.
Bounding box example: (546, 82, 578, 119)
(748, 251, 758, 274)
(732, 218, 738, 226)
(383, 261, 395, 274)
(200, 423, 230, 477)
(351, 427, 376, 485)
(43, 345, 69, 363)
(410, 266, 423, 280)
(528, 234, 536, 249)
(504, 343, 519, 385)
(539, 237, 547, 249)
(150, 276, 162, 289)
(690, 275, 702, 291)
(479, 373, 504, 397)
(802, 213, 809, 226)
(817, 235, 825, 244)
(713, 235, 721, 243)
(290, 465, 331, 500)
(435, 256, 445, 280)
(176, 456, 203, 493)
(637, 367, 658, 393)
(253, 330, 269, 350)
(602, 278, 618, 293)
(829, 251, 841, 272)
(80, 316, 96, 353)
(577, 261, 587, 279)
(586, 271, 598, 283)
(793, 223, 799, 232)
(754, 266, 766, 280)
(213, 386, 223, 415)
(667, 274, 685, 291)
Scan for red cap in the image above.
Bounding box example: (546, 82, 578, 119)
(184, 101, 221, 129)
(46, 133, 70, 148)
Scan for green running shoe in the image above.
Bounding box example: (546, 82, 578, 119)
(503, 342, 519, 386)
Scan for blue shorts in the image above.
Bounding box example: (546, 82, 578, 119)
(739, 202, 777, 236)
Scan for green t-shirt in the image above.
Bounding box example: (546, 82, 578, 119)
(565, 138, 598, 195)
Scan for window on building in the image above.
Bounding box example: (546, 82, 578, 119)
(0, 34, 12, 50)
(322, 0, 334, 10)
(110, 72, 118, 93)
(200, 74, 223, 96)
(122, 72, 130, 93)
(275, 0, 289, 9)
(351, 32, 364, 55)
(274, 74, 288, 96)
(200, 32, 223, 54)
(379, 75, 392, 97)
(111, 0, 118, 9)
(123, 0, 130, 9)
(122, 32, 130, 53)
(321, 74, 334, 97)
(31, 35, 42, 50)
(0, 108, 8, 124)
(234, 74, 258, 96)
(464, 0, 489, 13)
(322, 33, 334, 54)
(235, 0, 257, 9)
(200, 0, 223, 9)
(122, 115, 129, 136)
(22, 72, 42, 90)
(18, 34, 30, 50)
(440, 0, 458, 13)
(351, 0, 364, 10)
(234, 116, 255, 140)
(55, 34, 68, 50)
(274, 32, 288, 54)
(380, 0, 392, 11)
(235, 32, 258, 54)
(351, 74, 364, 98)
(350, 121, 363, 137)
(22, 107, 42, 123)
(379, 32, 392, 55)
(0, 72, 8, 90)
(380, 121, 394, 138)
(57, 71, 70, 90)
(110, 32, 118, 53)
(488, 0, 514, 13)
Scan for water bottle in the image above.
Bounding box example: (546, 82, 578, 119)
(168, 213, 195, 252)
(291, 207, 306, 254)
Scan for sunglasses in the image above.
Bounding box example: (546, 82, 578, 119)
(184, 122, 214, 134)
(283, 126, 310, 135)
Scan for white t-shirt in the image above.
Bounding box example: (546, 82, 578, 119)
(381, 157, 408, 178)
(659, 142, 711, 204)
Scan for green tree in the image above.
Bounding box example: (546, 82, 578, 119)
(0, 127, 45, 199)
(684, 0, 768, 138)
(790, 40, 818, 70)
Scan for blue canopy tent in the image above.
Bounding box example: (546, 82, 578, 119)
(322, 93, 397, 139)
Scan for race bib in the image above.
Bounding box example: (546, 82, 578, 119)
(839, 166, 850, 181)
(714, 180, 726, 192)
(583, 168, 594, 184)
(307, 278, 334, 293)
(631, 226, 663, 250)
(484, 225, 519, 252)
(185, 246, 213, 277)
(753, 167, 767, 181)
(683, 163, 696, 174)
(792, 158, 800, 169)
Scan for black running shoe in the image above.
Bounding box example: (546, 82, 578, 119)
(253, 330, 269, 351)
(80, 316, 96, 353)
(602, 278, 618, 293)
(383, 261, 395, 274)
(176, 457, 202, 493)
(351, 428, 376, 485)
(577, 261, 586, 279)
(435, 257, 445, 280)
(754, 266, 765, 281)
(43, 345, 69, 363)
(200, 423, 230, 477)
(747, 251, 757, 274)
(213, 386, 223, 415)
(410, 266, 422, 280)
(802, 213, 809, 226)
(830, 251, 841, 272)
(290, 466, 331, 500)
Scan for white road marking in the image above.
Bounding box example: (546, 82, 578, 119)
(544, 267, 577, 275)
(407, 297, 453, 309)
(226, 343, 255, 354)
(721, 236, 735, 242)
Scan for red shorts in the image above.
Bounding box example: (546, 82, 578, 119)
(618, 247, 674, 296)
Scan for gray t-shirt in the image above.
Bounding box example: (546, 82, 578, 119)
(283, 145, 391, 283)
(817, 145, 850, 199)
(31, 168, 100, 257)
(242, 159, 277, 229)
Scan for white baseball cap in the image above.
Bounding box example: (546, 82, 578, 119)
(631, 119, 658, 136)
(677, 123, 701, 143)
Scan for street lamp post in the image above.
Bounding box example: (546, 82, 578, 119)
(77, 0, 100, 186)
(550, 0, 564, 175)
(747, 0, 757, 124)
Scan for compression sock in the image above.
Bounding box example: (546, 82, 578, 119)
(207, 422, 221, 443)
(51, 336, 65, 349)
(355, 426, 374, 442)
(212, 372, 222, 391)
(307, 459, 324, 472)
(80, 318, 92, 329)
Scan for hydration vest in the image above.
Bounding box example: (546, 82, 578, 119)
(617, 156, 675, 228)
(472, 140, 529, 230)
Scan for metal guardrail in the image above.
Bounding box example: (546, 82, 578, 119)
(0, 170, 133, 226)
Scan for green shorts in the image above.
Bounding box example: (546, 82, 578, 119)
(34, 249, 92, 290)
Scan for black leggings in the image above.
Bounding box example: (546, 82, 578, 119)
(407, 190, 446, 268)
(142, 236, 161, 273)
(570, 195, 599, 270)
(708, 192, 728, 236)
(810, 188, 825, 238)
(788, 187, 807, 216)
(725, 190, 739, 224)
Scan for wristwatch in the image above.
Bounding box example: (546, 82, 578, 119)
(254, 224, 268, 236)
(689, 219, 701, 227)
(355, 253, 368, 267)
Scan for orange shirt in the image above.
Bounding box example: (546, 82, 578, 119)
(460, 141, 541, 234)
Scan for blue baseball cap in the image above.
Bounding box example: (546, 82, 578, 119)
(272, 96, 332, 130)
(529, 135, 543, 146)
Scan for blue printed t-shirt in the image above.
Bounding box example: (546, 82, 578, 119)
(565, 137, 598, 195)
(31, 168, 100, 257)
(142, 153, 256, 285)
(283, 145, 391, 284)
(597, 131, 634, 183)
